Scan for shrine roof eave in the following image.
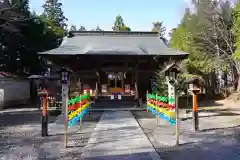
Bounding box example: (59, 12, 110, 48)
(38, 31, 189, 57)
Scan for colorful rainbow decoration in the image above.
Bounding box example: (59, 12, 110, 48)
(67, 93, 91, 128)
(147, 93, 176, 125)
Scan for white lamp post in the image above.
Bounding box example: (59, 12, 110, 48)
(163, 63, 180, 146)
(60, 67, 69, 148)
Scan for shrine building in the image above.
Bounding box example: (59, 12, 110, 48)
(39, 31, 188, 103)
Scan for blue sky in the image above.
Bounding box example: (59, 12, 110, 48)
(30, 0, 189, 36)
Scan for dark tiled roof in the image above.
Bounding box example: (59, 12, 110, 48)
(39, 31, 189, 56)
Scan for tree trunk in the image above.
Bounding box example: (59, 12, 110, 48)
(236, 74, 240, 92)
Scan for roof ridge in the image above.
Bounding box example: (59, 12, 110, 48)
(68, 31, 159, 37)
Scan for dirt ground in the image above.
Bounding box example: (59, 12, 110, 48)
(132, 108, 240, 160)
(0, 111, 104, 159)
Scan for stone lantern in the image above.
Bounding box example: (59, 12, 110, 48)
(161, 63, 180, 105)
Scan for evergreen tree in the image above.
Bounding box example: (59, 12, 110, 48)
(95, 25, 103, 31)
(112, 14, 131, 31)
(78, 25, 86, 31)
(69, 25, 77, 31)
(168, 0, 235, 94)
(42, 0, 68, 31)
(152, 21, 166, 38)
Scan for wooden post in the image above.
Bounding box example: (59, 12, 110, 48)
(192, 93, 199, 131)
(121, 72, 124, 90)
(156, 93, 158, 125)
(41, 93, 48, 137)
(95, 81, 98, 99)
(186, 88, 189, 109)
(63, 84, 69, 148)
(79, 95, 83, 130)
(115, 75, 117, 88)
(146, 90, 148, 112)
(135, 71, 139, 100)
(175, 94, 180, 145)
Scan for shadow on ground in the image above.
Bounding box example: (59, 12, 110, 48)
(131, 110, 155, 119)
(0, 111, 104, 159)
(0, 111, 58, 129)
(182, 108, 240, 121)
(179, 99, 224, 109)
(157, 132, 240, 160)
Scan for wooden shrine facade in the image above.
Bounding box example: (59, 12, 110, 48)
(39, 31, 188, 101)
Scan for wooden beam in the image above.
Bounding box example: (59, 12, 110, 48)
(76, 69, 156, 73)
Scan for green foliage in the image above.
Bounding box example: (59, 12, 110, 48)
(154, 71, 168, 96)
(78, 25, 87, 31)
(95, 25, 103, 31)
(0, 0, 68, 74)
(165, 0, 239, 94)
(69, 25, 77, 31)
(152, 21, 166, 38)
(169, 0, 233, 78)
(42, 0, 68, 29)
(119, 25, 131, 31)
(112, 14, 131, 31)
(232, 2, 240, 60)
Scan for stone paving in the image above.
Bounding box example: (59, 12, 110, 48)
(82, 111, 162, 160)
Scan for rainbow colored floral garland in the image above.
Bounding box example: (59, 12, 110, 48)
(67, 94, 90, 128)
(147, 94, 176, 125)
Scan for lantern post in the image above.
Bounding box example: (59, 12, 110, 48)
(60, 67, 70, 148)
(187, 78, 201, 132)
(28, 74, 60, 137)
(37, 89, 49, 137)
(163, 63, 180, 145)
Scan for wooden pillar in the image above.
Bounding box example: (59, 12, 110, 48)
(132, 71, 134, 86)
(121, 72, 124, 89)
(95, 81, 98, 99)
(77, 78, 81, 95)
(192, 93, 199, 131)
(115, 75, 117, 88)
(146, 90, 148, 112)
(81, 80, 83, 94)
(135, 71, 139, 100)
(95, 72, 99, 99)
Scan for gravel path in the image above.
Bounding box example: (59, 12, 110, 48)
(1, 107, 240, 160)
(132, 110, 240, 160)
(0, 110, 103, 160)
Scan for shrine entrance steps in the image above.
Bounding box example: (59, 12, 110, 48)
(90, 99, 144, 111)
(81, 111, 161, 160)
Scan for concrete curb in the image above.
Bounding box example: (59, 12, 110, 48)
(0, 108, 40, 114)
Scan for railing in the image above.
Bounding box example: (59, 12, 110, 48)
(146, 93, 176, 125)
(67, 93, 91, 128)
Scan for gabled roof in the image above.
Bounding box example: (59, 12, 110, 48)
(161, 62, 181, 73)
(39, 31, 189, 56)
